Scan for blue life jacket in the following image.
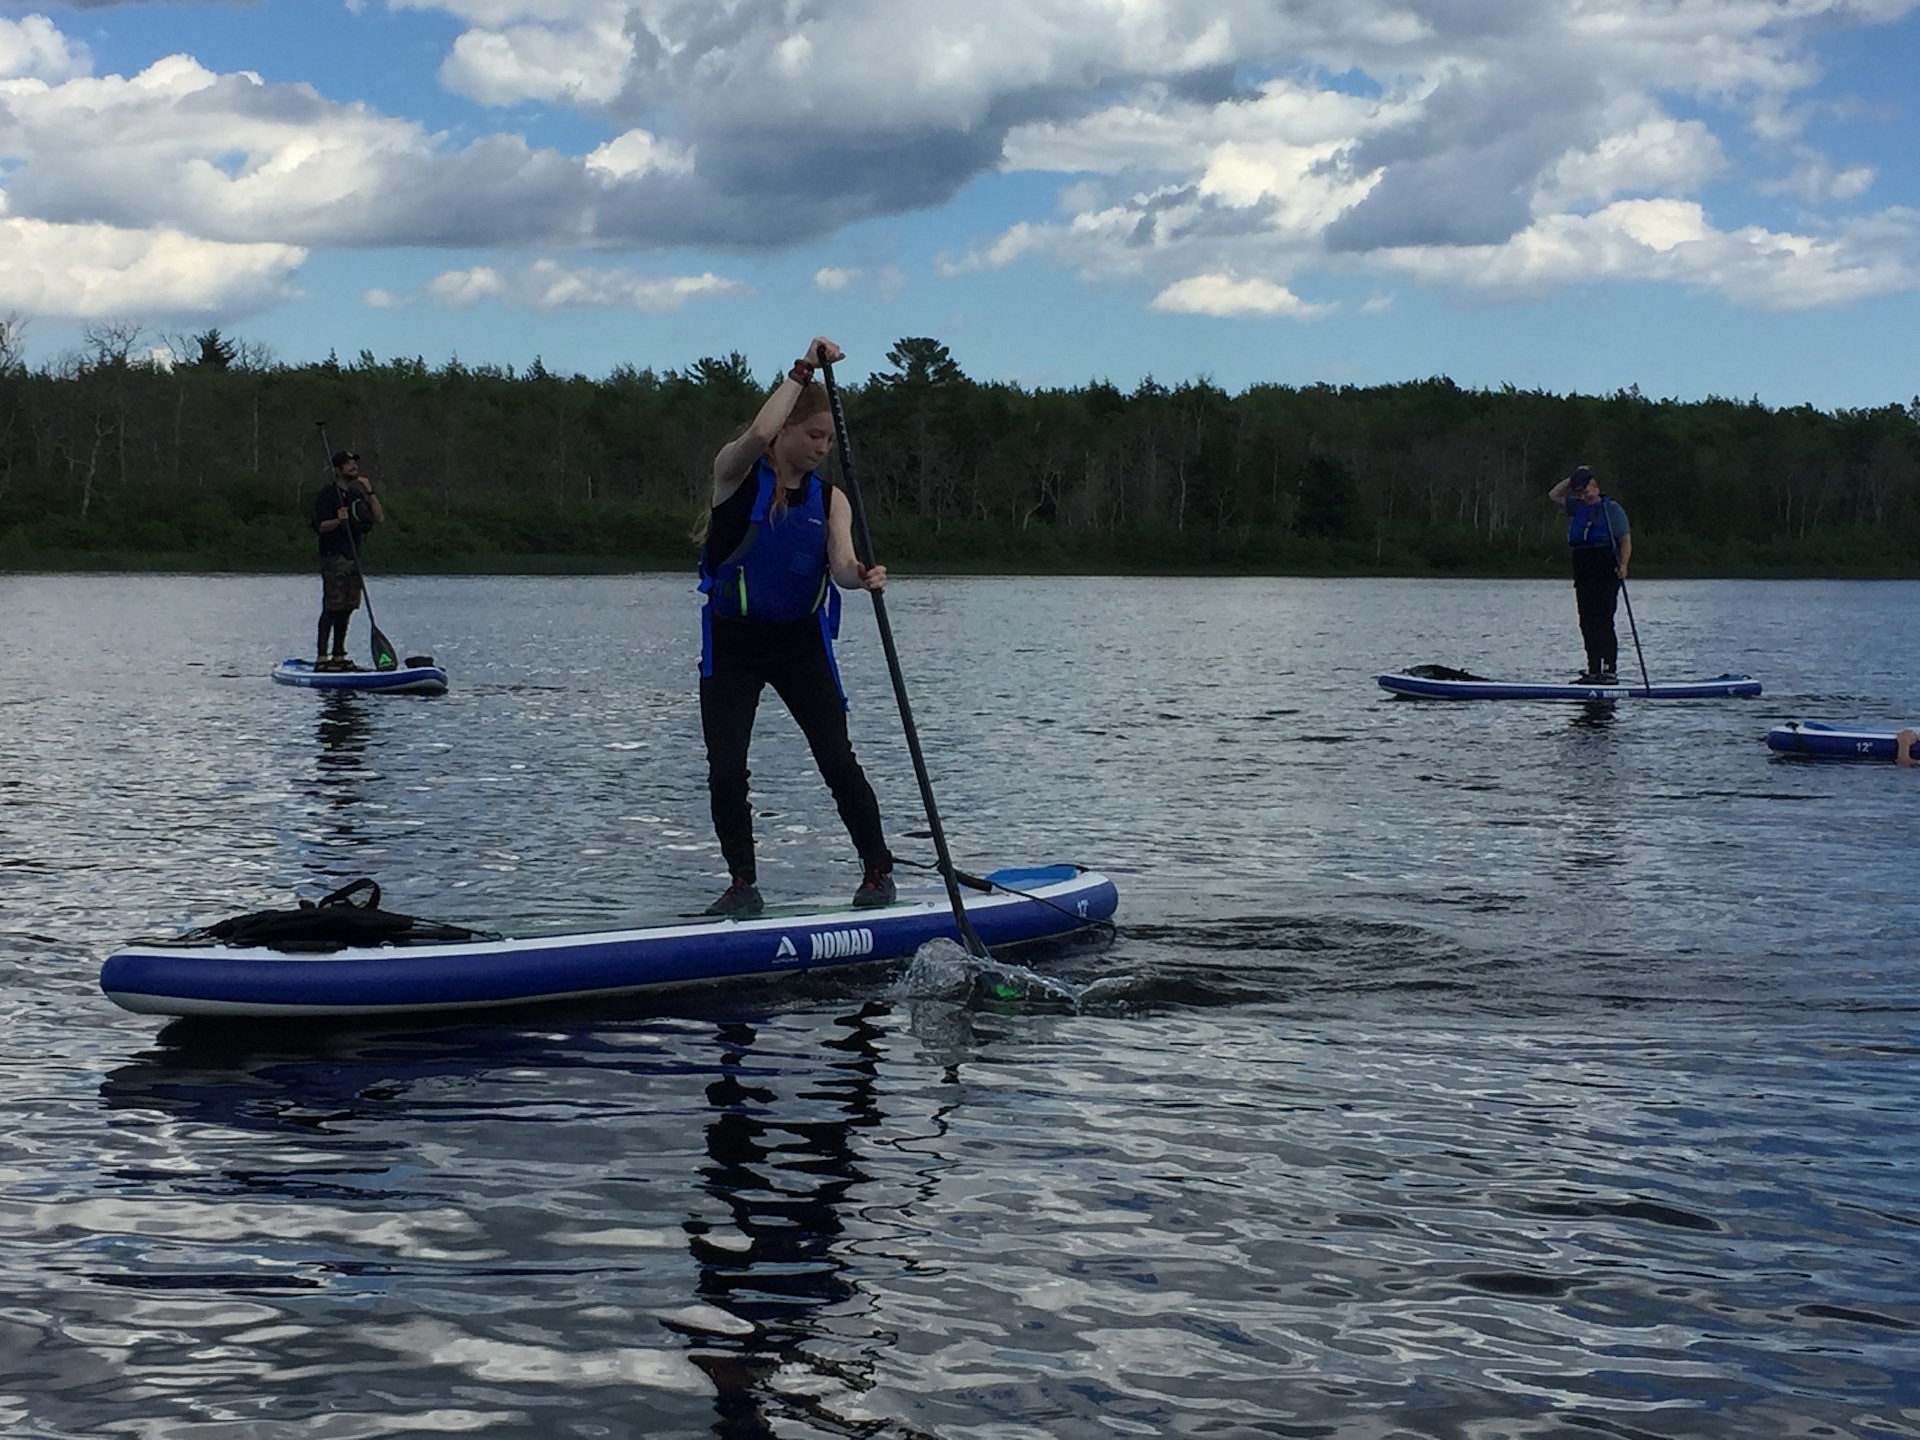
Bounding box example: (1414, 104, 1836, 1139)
(698, 459, 845, 695)
(1567, 496, 1628, 549)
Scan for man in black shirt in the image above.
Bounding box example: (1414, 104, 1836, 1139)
(312, 451, 383, 669)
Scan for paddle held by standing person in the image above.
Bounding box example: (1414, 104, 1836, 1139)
(694, 335, 895, 918)
(1547, 464, 1632, 684)
(817, 351, 992, 960)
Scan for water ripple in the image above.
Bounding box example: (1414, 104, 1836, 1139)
(3, 575, 1918, 1438)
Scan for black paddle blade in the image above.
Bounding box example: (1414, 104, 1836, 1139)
(371, 625, 399, 672)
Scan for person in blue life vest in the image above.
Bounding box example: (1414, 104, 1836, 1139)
(1547, 464, 1631, 683)
(695, 335, 894, 917)
(312, 451, 383, 671)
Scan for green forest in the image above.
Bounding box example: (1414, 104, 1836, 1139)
(3, 321, 1919, 577)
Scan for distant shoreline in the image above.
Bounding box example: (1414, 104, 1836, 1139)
(7, 554, 1920, 582)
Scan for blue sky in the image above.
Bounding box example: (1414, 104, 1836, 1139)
(3, 0, 1917, 408)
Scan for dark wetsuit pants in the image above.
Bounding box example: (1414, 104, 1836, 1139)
(1570, 544, 1620, 674)
(701, 617, 889, 883)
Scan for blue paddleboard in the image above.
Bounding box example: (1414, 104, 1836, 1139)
(100, 865, 1118, 1019)
(1766, 720, 1916, 761)
(273, 658, 449, 695)
(1378, 667, 1761, 701)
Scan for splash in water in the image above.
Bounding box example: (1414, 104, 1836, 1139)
(893, 937, 1084, 1007)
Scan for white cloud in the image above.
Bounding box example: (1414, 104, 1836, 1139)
(363, 288, 402, 308)
(1152, 274, 1331, 318)
(0, 53, 618, 249)
(427, 259, 748, 311)
(0, 14, 88, 83)
(5, 2, 1919, 321)
(927, 1, 1917, 310)
(427, 267, 507, 307)
(1003, 79, 1392, 252)
(422, 1, 1318, 127)
(0, 214, 304, 317)
(440, 13, 634, 106)
(813, 264, 907, 299)
(1372, 200, 1920, 309)
(1761, 146, 1877, 204)
(585, 129, 693, 179)
(1007, 78, 1390, 180)
(1537, 117, 1725, 211)
(938, 222, 1045, 277)
(1829, 168, 1875, 202)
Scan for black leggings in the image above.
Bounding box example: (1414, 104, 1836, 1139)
(317, 610, 353, 658)
(700, 619, 890, 882)
(1571, 545, 1620, 672)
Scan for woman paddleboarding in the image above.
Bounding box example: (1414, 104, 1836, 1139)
(1547, 464, 1632, 683)
(695, 336, 894, 917)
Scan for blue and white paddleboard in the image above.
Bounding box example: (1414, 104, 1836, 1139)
(1766, 719, 1917, 761)
(273, 657, 449, 695)
(100, 865, 1118, 1019)
(1378, 667, 1762, 701)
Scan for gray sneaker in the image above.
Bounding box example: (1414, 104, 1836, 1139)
(705, 878, 764, 917)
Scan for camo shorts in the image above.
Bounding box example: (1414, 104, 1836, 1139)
(321, 554, 363, 612)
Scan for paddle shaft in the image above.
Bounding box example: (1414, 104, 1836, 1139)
(1595, 494, 1650, 688)
(818, 361, 989, 959)
(315, 421, 396, 670)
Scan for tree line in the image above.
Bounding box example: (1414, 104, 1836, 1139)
(2, 319, 1918, 576)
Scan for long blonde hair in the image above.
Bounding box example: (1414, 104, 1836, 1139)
(691, 380, 832, 542)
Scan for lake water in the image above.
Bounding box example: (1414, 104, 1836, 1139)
(2, 571, 1917, 1439)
